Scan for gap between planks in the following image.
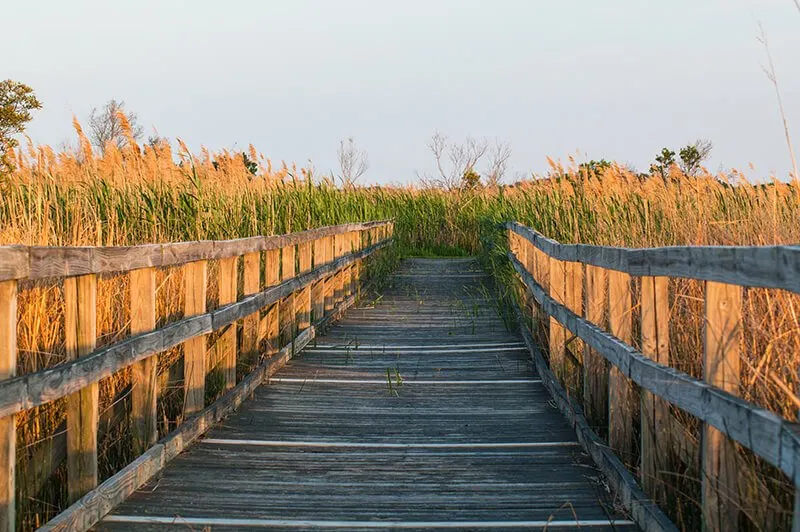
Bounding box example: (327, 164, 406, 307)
(266, 378, 541, 385)
(200, 439, 578, 449)
(102, 516, 635, 528)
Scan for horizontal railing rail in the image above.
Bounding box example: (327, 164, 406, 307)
(0, 220, 391, 282)
(504, 221, 800, 532)
(0, 220, 394, 531)
(506, 221, 800, 294)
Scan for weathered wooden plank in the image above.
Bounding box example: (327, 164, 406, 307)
(262, 249, 280, 358)
(607, 270, 636, 467)
(640, 276, 670, 505)
(702, 281, 741, 531)
(241, 252, 260, 369)
(508, 254, 800, 491)
(0, 221, 394, 282)
(92, 258, 640, 532)
(508, 286, 676, 532)
(41, 293, 352, 532)
(324, 236, 336, 314)
(0, 281, 16, 531)
(280, 246, 296, 346)
(65, 274, 98, 504)
(217, 257, 238, 389)
(297, 242, 312, 331)
(0, 246, 28, 281)
(549, 257, 567, 383)
(130, 268, 157, 456)
(312, 238, 326, 323)
(583, 265, 608, 431)
(506, 221, 800, 294)
(0, 241, 390, 419)
(183, 261, 207, 416)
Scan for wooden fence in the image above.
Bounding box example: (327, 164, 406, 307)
(505, 221, 800, 532)
(0, 220, 394, 531)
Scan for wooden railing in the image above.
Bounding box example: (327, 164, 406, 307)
(505, 221, 800, 532)
(0, 220, 394, 531)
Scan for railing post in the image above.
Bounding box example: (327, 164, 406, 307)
(702, 281, 741, 531)
(608, 270, 636, 467)
(524, 241, 536, 329)
(280, 245, 296, 346)
(344, 232, 355, 298)
(312, 238, 326, 323)
(0, 280, 17, 531)
(263, 249, 280, 357)
(130, 267, 158, 455)
(334, 236, 345, 306)
(242, 252, 260, 369)
(183, 261, 207, 416)
(217, 257, 238, 389)
(64, 274, 98, 503)
(533, 248, 550, 336)
(297, 242, 312, 331)
(549, 256, 567, 383)
(564, 261, 583, 394)
(640, 275, 669, 505)
(583, 265, 608, 432)
(324, 236, 335, 314)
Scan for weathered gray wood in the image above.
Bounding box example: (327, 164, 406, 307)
(41, 292, 353, 532)
(297, 242, 312, 331)
(640, 276, 669, 505)
(508, 284, 676, 532)
(241, 252, 260, 369)
(508, 253, 800, 490)
(0, 240, 390, 420)
(93, 258, 635, 532)
(263, 249, 280, 358)
(549, 256, 567, 382)
(130, 268, 158, 456)
(0, 281, 15, 532)
(702, 281, 741, 531)
(64, 274, 99, 504)
(217, 257, 238, 389)
(506, 221, 800, 294)
(183, 261, 207, 416)
(583, 265, 608, 431)
(280, 245, 296, 346)
(0, 221, 393, 282)
(608, 270, 636, 467)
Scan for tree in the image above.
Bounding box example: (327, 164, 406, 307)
(678, 139, 713, 176)
(485, 141, 512, 187)
(422, 132, 488, 189)
(650, 148, 676, 179)
(579, 159, 612, 176)
(241, 152, 258, 175)
(0, 80, 42, 170)
(337, 137, 369, 188)
(462, 168, 481, 189)
(88, 99, 143, 153)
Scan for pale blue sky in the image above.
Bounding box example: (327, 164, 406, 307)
(3, 0, 799, 183)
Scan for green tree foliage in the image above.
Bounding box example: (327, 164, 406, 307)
(650, 148, 676, 179)
(678, 139, 713, 176)
(650, 140, 713, 179)
(242, 152, 258, 175)
(579, 159, 612, 176)
(462, 168, 481, 189)
(0, 80, 42, 171)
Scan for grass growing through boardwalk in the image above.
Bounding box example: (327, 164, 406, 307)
(2, 130, 800, 529)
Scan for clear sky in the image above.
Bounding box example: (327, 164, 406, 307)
(3, 0, 799, 184)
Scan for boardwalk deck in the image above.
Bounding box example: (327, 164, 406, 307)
(96, 258, 635, 531)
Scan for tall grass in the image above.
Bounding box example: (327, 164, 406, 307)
(2, 128, 799, 530)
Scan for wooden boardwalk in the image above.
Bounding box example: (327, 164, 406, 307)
(97, 258, 635, 531)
